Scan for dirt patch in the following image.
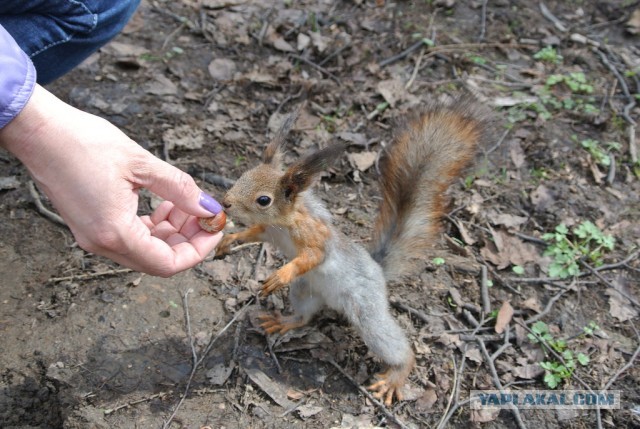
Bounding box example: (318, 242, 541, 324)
(1, 0, 639, 428)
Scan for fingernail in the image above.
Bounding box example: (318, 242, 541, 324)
(199, 192, 223, 215)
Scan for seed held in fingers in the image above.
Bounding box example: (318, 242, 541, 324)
(198, 211, 227, 233)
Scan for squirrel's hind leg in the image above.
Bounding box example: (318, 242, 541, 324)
(259, 279, 323, 335)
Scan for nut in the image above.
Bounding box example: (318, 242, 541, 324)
(198, 211, 227, 233)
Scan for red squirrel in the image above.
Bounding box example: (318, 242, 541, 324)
(214, 97, 490, 405)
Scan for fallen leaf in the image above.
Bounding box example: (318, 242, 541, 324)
(605, 278, 638, 322)
(337, 131, 368, 146)
(297, 404, 323, 419)
(377, 78, 406, 107)
(347, 152, 377, 172)
(208, 58, 236, 81)
(471, 408, 500, 422)
(201, 0, 247, 8)
(480, 228, 540, 270)
(487, 211, 528, 228)
(530, 184, 554, 212)
(626, 8, 640, 34)
(415, 388, 438, 412)
(144, 74, 178, 96)
(465, 346, 483, 364)
(163, 125, 205, 151)
(521, 297, 542, 313)
(495, 301, 514, 334)
(513, 363, 544, 379)
(0, 176, 19, 190)
(244, 366, 296, 409)
(206, 362, 234, 386)
(509, 139, 526, 168)
(297, 33, 311, 51)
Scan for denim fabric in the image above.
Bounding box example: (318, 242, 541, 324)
(0, 0, 140, 84)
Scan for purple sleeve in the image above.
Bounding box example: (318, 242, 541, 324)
(0, 25, 37, 129)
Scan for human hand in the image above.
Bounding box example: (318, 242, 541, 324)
(0, 85, 222, 277)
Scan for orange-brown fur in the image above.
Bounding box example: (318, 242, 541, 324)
(215, 97, 491, 406)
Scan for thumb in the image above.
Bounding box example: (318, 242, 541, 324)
(138, 155, 223, 217)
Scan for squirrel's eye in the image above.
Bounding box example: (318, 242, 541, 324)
(256, 195, 272, 207)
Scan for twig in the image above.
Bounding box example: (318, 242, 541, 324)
(480, 265, 491, 315)
(325, 359, 410, 429)
(379, 40, 424, 67)
(524, 287, 569, 324)
(594, 48, 637, 126)
(602, 322, 640, 391)
(46, 269, 134, 284)
(579, 260, 640, 308)
(478, 0, 488, 41)
(477, 339, 527, 429)
(438, 356, 458, 429)
(104, 391, 170, 415)
(595, 250, 639, 271)
(162, 297, 254, 428)
(606, 153, 616, 184)
(539, 2, 568, 32)
(404, 48, 425, 90)
(486, 128, 510, 155)
(629, 125, 638, 164)
(390, 299, 433, 324)
(318, 41, 352, 66)
(288, 54, 341, 84)
(28, 181, 66, 226)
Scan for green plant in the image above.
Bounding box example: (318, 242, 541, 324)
(578, 137, 611, 167)
(432, 257, 446, 266)
(534, 46, 563, 64)
(542, 221, 615, 278)
(546, 72, 593, 94)
(528, 321, 591, 388)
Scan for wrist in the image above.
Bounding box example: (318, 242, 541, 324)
(0, 85, 60, 161)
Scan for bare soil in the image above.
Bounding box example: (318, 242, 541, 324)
(1, 0, 639, 428)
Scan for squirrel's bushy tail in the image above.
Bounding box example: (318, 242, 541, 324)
(369, 96, 491, 281)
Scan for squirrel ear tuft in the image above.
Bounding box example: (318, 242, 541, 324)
(263, 102, 306, 166)
(279, 142, 346, 201)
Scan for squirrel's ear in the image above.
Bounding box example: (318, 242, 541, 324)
(263, 103, 306, 167)
(279, 143, 346, 201)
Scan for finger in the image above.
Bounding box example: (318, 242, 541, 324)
(99, 220, 222, 277)
(136, 155, 223, 217)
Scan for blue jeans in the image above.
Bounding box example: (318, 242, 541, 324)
(0, 0, 140, 84)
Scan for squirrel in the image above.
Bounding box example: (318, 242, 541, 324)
(214, 97, 490, 405)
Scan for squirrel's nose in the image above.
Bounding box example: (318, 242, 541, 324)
(222, 200, 231, 209)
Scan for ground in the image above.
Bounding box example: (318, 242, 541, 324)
(1, 0, 639, 428)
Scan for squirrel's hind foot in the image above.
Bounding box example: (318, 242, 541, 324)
(258, 311, 306, 335)
(367, 358, 414, 406)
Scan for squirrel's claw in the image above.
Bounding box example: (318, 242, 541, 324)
(261, 272, 286, 296)
(214, 234, 235, 257)
(258, 312, 305, 335)
(368, 369, 407, 406)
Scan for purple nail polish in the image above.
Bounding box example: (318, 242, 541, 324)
(199, 192, 223, 215)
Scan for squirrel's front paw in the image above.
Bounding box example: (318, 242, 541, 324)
(214, 234, 235, 257)
(261, 271, 287, 296)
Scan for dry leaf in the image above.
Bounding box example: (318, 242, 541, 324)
(347, 152, 377, 172)
(509, 139, 526, 168)
(626, 8, 640, 34)
(513, 363, 544, 379)
(163, 125, 205, 151)
(530, 184, 554, 212)
(297, 404, 323, 419)
(244, 366, 296, 409)
(605, 283, 638, 322)
(471, 408, 500, 423)
(416, 388, 438, 412)
(480, 228, 540, 270)
(495, 301, 514, 334)
(487, 211, 528, 228)
(377, 79, 406, 107)
(208, 58, 236, 81)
